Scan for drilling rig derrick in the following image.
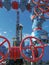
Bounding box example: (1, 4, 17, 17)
(13, 11, 23, 46)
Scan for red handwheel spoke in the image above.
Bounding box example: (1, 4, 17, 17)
(32, 50, 36, 60)
(0, 39, 6, 46)
(30, 38, 34, 46)
(0, 36, 10, 63)
(20, 36, 45, 62)
(32, 0, 40, 5)
(23, 46, 31, 50)
(35, 45, 44, 49)
(0, 52, 5, 63)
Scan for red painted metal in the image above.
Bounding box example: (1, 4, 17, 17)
(0, 0, 2, 8)
(0, 36, 10, 63)
(9, 46, 20, 61)
(32, 0, 40, 5)
(12, 1, 18, 9)
(32, 0, 48, 5)
(0, 36, 20, 62)
(38, 5, 49, 13)
(0, 52, 5, 63)
(33, 27, 42, 31)
(20, 36, 44, 62)
(32, 0, 49, 18)
(0, 35, 48, 62)
(26, 3, 31, 11)
(0, 2, 2, 8)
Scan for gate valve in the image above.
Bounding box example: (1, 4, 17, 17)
(0, 36, 10, 63)
(9, 46, 20, 61)
(20, 36, 45, 62)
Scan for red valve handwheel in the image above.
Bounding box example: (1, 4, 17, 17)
(32, 0, 48, 5)
(34, 5, 49, 19)
(34, 6, 41, 16)
(12, 1, 19, 9)
(32, 0, 40, 5)
(20, 36, 44, 62)
(38, 5, 49, 13)
(38, 5, 49, 18)
(0, 52, 5, 63)
(26, 3, 31, 11)
(0, 2, 2, 8)
(45, 7, 49, 16)
(0, 36, 10, 63)
(32, 0, 49, 18)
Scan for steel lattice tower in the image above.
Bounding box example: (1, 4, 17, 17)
(16, 11, 23, 46)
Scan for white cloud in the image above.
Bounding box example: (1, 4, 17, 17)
(4, 32, 7, 34)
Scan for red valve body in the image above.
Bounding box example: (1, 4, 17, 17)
(9, 46, 20, 61)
